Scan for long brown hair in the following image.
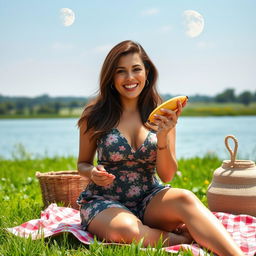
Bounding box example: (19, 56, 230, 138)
(78, 40, 162, 139)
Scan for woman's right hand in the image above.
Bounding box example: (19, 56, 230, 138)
(90, 165, 115, 186)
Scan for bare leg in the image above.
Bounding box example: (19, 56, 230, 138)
(87, 207, 192, 247)
(143, 188, 244, 256)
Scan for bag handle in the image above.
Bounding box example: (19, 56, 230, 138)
(224, 135, 238, 167)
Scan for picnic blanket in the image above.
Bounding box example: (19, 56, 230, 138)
(6, 203, 256, 256)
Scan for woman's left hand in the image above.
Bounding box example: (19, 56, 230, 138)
(154, 100, 184, 136)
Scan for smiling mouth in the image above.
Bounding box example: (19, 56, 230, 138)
(123, 83, 138, 89)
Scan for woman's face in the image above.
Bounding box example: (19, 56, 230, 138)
(113, 53, 147, 101)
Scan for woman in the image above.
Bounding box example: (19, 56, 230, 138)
(77, 40, 244, 255)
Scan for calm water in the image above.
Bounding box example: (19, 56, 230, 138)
(0, 117, 256, 160)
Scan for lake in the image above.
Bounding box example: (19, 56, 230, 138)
(0, 116, 256, 160)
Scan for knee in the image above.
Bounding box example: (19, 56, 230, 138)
(176, 189, 198, 206)
(107, 218, 142, 243)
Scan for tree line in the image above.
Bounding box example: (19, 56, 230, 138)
(0, 94, 89, 115)
(0, 88, 255, 115)
(163, 88, 256, 105)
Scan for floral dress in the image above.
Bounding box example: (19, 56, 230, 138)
(77, 128, 170, 230)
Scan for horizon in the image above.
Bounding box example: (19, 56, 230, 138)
(1, 87, 254, 99)
(1, 0, 256, 97)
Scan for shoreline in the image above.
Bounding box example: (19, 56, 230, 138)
(1, 103, 256, 118)
(1, 113, 256, 119)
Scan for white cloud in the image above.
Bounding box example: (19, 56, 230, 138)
(141, 8, 160, 16)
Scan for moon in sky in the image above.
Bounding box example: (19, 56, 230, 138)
(60, 8, 75, 27)
(183, 10, 204, 38)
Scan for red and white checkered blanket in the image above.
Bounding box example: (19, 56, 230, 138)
(6, 204, 256, 256)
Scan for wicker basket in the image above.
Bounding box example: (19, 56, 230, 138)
(36, 170, 89, 210)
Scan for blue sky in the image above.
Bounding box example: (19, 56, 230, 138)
(0, 0, 255, 97)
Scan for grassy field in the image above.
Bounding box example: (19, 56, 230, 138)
(182, 102, 256, 116)
(0, 102, 256, 119)
(0, 150, 224, 256)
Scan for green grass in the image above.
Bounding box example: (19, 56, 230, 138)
(182, 102, 256, 116)
(0, 149, 223, 255)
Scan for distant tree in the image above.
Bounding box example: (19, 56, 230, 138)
(68, 101, 81, 114)
(34, 94, 51, 105)
(0, 103, 7, 114)
(238, 91, 252, 106)
(5, 102, 15, 113)
(28, 106, 35, 115)
(215, 88, 236, 103)
(188, 94, 214, 103)
(52, 102, 62, 114)
(37, 105, 55, 114)
(15, 101, 26, 115)
(252, 91, 256, 102)
(0, 102, 15, 114)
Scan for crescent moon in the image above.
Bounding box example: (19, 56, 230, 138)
(60, 8, 75, 27)
(183, 10, 204, 38)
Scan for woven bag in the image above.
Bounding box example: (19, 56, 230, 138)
(36, 170, 89, 210)
(207, 135, 256, 216)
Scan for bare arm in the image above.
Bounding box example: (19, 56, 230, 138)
(156, 128, 177, 183)
(77, 121, 115, 186)
(153, 100, 186, 183)
(77, 120, 97, 178)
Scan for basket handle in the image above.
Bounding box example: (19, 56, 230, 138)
(224, 135, 238, 167)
